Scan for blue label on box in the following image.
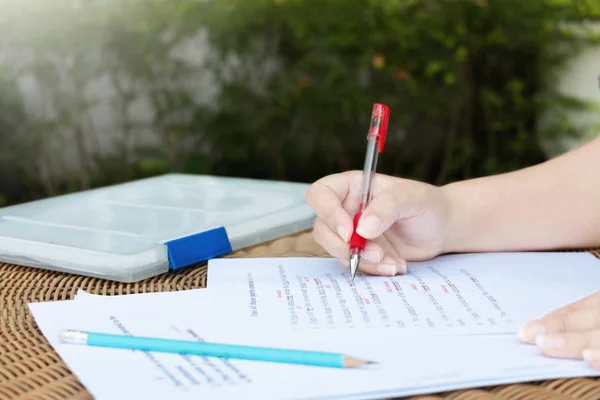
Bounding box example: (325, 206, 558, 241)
(164, 227, 233, 270)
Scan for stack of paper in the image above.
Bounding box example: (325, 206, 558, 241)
(29, 252, 600, 399)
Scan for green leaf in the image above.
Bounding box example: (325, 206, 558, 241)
(454, 46, 468, 62)
(444, 72, 456, 85)
(425, 61, 445, 77)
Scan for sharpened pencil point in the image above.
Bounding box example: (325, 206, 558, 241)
(343, 355, 376, 368)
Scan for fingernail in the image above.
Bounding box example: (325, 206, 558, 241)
(357, 215, 380, 237)
(517, 323, 545, 342)
(376, 263, 397, 276)
(535, 334, 565, 351)
(582, 349, 600, 362)
(396, 261, 408, 275)
(362, 250, 382, 263)
(336, 226, 350, 242)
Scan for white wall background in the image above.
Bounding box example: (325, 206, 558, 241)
(5, 29, 219, 175)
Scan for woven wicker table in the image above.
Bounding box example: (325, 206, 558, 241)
(2, 230, 600, 400)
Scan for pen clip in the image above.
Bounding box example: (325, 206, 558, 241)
(367, 103, 390, 153)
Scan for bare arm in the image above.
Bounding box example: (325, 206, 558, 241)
(441, 136, 600, 253)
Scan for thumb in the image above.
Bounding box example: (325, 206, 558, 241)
(355, 184, 424, 239)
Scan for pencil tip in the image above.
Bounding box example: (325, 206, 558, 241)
(343, 355, 378, 368)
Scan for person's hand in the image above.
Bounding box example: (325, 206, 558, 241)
(519, 291, 600, 369)
(305, 171, 452, 276)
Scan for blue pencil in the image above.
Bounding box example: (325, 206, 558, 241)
(58, 329, 375, 368)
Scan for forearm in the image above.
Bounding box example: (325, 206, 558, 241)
(441, 136, 600, 253)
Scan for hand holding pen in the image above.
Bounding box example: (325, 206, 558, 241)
(306, 104, 450, 278)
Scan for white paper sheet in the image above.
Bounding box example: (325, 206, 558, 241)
(29, 290, 600, 400)
(27, 251, 600, 399)
(205, 252, 600, 334)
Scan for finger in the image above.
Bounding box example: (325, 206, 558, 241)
(350, 230, 408, 276)
(518, 294, 600, 343)
(535, 330, 600, 360)
(356, 182, 426, 239)
(582, 349, 600, 370)
(542, 307, 600, 335)
(312, 218, 386, 265)
(312, 218, 350, 262)
(544, 293, 600, 319)
(356, 254, 408, 277)
(306, 173, 355, 242)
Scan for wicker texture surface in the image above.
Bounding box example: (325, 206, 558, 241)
(2, 230, 600, 399)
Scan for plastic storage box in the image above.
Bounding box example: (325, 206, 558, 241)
(0, 174, 316, 282)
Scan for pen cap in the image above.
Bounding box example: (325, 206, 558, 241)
(367, 103, 390, 153)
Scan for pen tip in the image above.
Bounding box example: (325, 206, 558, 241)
(349, 254, 360, 280)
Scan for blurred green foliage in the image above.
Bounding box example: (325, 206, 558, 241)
(195, 0, 600, 183)
(0, 0, 599, 205)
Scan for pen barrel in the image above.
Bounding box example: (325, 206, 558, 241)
(86, 333, 346, 368)
(350, 212, 366, 252)
(349, 136, 379, 253)
(359, 137, 379, 206)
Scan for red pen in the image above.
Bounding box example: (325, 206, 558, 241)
(349, 103, 390, 280)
